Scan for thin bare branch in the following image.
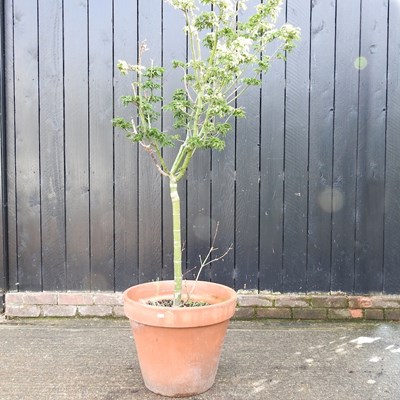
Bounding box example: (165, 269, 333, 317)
(183, 222, 233, 300)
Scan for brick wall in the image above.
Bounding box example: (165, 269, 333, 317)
(4, 292, 125, 318)
(235, 294, 400, 321)
(4, 292, 400, 321)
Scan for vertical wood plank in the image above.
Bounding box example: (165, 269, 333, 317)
(38, 0, 66, 290)
(0, 154, 3, 294)
(283, 0, 311, 292)
(14, 0, 42, 291)
(161, 3, 187, 281)
(138, 0, 163, 283)
(0, 0, 6, 294)
(186, 153, 211, 281)
(259, 3, 286, 292)
(64, 0, 90, 290)
(331, 0, 360, 293)
(186, 2, 212, 283)
(306, 0, 335, 291)
(355, 0, 388, 293)
(88, 0, 114, 290)
(114, 0, 139, 291)
(210, 128, 235, 287)
(4, 0, 18, 290)
(235, 0, 261, 291)
(383, 0, 400, 294)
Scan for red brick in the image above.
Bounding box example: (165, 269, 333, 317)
(113, 306, 126, 317)
(233, 307, 255, 319)
(349, 309, 363, 319)
(275, 296, 309, 308)
(5, 305, 41, 318)
(293, 308, 327, 320)
(78, 305, 113, 317)
(23, 292, 58, 305)
(328, 309, 352, 320)
(348, 296, 373, 309)
(256, 307, 291, 319)
(370, 297, 400, 309)
(5, 292, 57, 305)
(237, 295, 273, 307)
(58, 293, 93, 305)
(311, 296, 348, 309)
(328, 308, 364, 320)
(42, 305, 77, 317)
(385, 309, 400, 321)
(93, 293, 123, 306)
(364, 309, 384, 320)
(4, 293, 22, 304)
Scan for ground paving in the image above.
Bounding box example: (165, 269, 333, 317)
(0, 317, 399, 399)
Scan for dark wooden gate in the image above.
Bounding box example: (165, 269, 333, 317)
(2, 0, 400, 294)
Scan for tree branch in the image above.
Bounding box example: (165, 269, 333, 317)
(139, 142, 170, 178)
(183, 222, 234, 301)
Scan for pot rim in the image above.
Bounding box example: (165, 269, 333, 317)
(123, 280, 237, 328)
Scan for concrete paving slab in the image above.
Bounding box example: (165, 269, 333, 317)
(0, 317, 399, 399)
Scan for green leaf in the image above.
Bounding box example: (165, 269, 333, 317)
(148, 95, 163, 103)
(117, 60, 129, 75)
(172, 60, 186, 69)
(121, 95, 139, 106)
(143, 66, 165, 78)
(186, 136, 225, 151)
(112, 117, 133, 130)
(232, 108, 246, 118)
(195, 12, 218, 30)
(243, 77, 262, 86)
(205, 136, 225, 151)
(142, 80, 162, 90)
(216, 123, 232, 136)
(126, 131, 143, 143)
(203, 33, 215, 49)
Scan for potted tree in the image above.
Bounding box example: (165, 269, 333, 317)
(113, 0, 299, 396)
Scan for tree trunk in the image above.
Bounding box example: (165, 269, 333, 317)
(169, 179, 182, 306)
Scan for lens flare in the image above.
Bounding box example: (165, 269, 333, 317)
(318, 188, 344, 213)
(354, 56, 368, 70)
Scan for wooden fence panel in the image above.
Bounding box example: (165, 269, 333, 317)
(13, 0, 42, 291)
(39, 0, 66, 290)
(259, 5, 286, 292)
(0, 0, 6, 298)
(161, 3, 187, 281)
(282, 0, 311, 292)
(307, 0, 335, 292)
(331, 0, 360, 293)
(4, 0, 17, 291)
(88, 0, 115, 291)
(137, 1, 163, 283)
(2, 0, 400, 294)
(235, 0, 261, 290)
(186, 2, 212, 283)
(331, 1, 360, 292)
(114, 0, 139, 291)
(206, 0, 235, 287)
(64, 0, 91, 291)
(210, 132, 235, 288)
(355, 0, 388, 293)
(383, 0, 400, 294)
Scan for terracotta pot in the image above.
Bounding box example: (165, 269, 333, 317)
(123, 280, 237, 397)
